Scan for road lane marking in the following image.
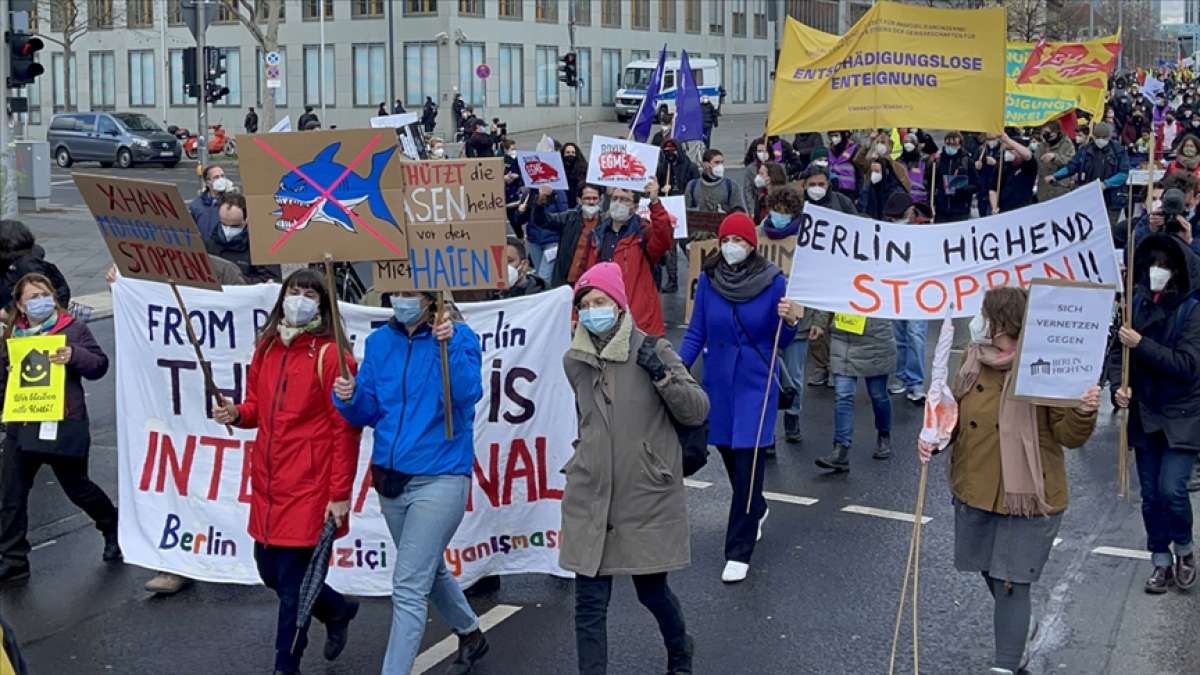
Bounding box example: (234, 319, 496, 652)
(841, 505, 932, 524)
(683, 478, 712, 489)
(413, 604, 522, 674)
(1092, 546, 1152, 561)
(763, 491, 818, 506)
(32, 540, 57, 551)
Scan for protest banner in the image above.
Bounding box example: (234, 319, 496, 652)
(112, 280, 575, 593)
(686, 236, 796, 321)
(516, 151, 569, 192)
(785, 181, 1120, 320)
(1012, 280, 1115, 407)
(638, 195, 688, 239)
(766, 5, 1007, 135)
(585, 135, 660, 192)
(1005, 38, 1116, 128)
(3, 335, 67, 423)
(72, 174, 220, 290)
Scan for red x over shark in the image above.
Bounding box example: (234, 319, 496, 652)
(273, 142, 399, 233)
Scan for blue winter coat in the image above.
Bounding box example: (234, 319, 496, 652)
(333, 319, 483, 476)
(521, 189, 569, 246)
(679, 271, 796, 448)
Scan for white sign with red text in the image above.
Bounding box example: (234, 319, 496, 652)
(113, 280, 575, 594)
(515, 151, 569, 191)
(585, 135, 660, 192)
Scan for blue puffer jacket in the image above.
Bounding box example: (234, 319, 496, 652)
(333, 319, 483, 476)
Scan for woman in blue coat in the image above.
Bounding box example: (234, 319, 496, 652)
(680, 213, 801, 584)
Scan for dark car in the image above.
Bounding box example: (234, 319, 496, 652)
(47, 111, 181, 169)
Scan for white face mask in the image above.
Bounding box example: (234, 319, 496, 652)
(812, 159, 828, 168)
(282, 295, 319, 325)
(969, 313, 992, 345)
(830, 134, 842, 144)
(431, 147, 446, 158)
(211, 176, 233, 193)
(220, 225, 244, 241)
(1153, 199, 1163, 212)
(608, 202, 631, 222)
(1094, 138, 1110, 148)
(903, 142, 916, 153)
(710, 164, 726, 179)
(987, 139, 999, 149)
(1150, 266, 1172, 292)
(581, 203, 600, 217)
(874, 143, 888, 155)
(720, 241, 749, 266)
(756, 151, 769, 163)
(506, 150, 517, 158)
(753, 174, 767, 188)
(507, 264, 520, 286)
(806, 185, 827, 201)
(870, 171, 883, 185)
(1003, 150, 1015, 162)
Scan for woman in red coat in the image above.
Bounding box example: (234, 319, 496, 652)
(214, 270, 361, 675)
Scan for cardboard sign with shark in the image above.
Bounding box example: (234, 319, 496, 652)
(73, 174, 219, 290)
(585, 135, 660, 193)
(3, 335, 67, 423)
(515, 151, 568, 191)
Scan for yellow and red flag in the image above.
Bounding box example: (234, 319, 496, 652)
(1015, 33, 1120, 89)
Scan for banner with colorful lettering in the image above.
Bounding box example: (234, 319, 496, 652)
(113, 281, 575, 594)
(784, 181, 1119, 320)
(1005, 38, 1115, 128)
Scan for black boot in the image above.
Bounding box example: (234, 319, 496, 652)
(784, 414, 802, 443)
(1145, 564, 1174, 594)
(102, 529, 123, 563)
(0, 560, 30, 586)
(815, 443, 850, 472)
(1176, 554, 1197, 591)
(323, 597, 359, 661)
(873, 433, 892, 460)
(666, 634, 694, 674)
(444, 629, 488, 675)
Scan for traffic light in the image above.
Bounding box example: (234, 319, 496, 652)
(558, 52, 577, 88)
(182, 46, 199, 98)
(6, 30, 44, 89)
(203, 47, 229, 104)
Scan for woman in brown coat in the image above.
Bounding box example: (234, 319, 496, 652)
(919, 287, 1100, 675)
(561, 262, 709, 675)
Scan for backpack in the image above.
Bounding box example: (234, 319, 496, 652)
(686, 177, 733, 210)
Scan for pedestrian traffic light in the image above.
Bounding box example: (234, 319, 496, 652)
(202, 47, 229, 103)
(558, 52, 578, 88)
(6, 31, 44, 89)
(182, 46, 199, 98)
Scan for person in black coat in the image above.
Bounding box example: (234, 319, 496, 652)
(0, 220, 70, 315)
(244, 107, 258, 134)
(935, 131, 978, 223)
(393, 99, 406, 114)
(422, 97, 438, 133)
(204, 193, 281, 284)
(859, 158, 906, 220)
(791, 132, 826, 171)
(656, 139, 700, 198)
(701, 97, 719, 148)
(1113, 233, 1200, 593)
(561, 143, 588, 209)
(297, 106, 319, 131)
(464, 120, 494, 158)
(377, 102, 388, 117)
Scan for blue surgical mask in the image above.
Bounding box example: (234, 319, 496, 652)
(579, 307, 617, 334)
(24, 296, 56, 323)
(943, 146, 959, 156)
(392, 296, 425, 325)
(768, 211, 792, 229)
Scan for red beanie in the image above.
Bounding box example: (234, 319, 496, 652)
(574, 262, 629, 310)
(718, 212, 758, 248)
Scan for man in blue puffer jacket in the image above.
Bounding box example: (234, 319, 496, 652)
(332, 291, 487, 675)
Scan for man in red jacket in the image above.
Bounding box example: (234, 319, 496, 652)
(582, 178, 672, 336)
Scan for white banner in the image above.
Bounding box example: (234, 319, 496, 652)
(585, 135, 660, 192)
(114, 281, 575, 594)
(785, 181, 1120, 319)
(516, 151, 569, 191)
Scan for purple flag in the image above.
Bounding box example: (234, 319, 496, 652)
(672, 50, 704, 143)
(630, 46, 667, 143)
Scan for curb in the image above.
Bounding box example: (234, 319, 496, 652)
(72, 291, 113, 322)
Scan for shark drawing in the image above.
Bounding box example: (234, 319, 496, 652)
(273, 142, 399, 233)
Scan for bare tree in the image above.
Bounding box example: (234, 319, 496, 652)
(219, 0, 284, 128)
(34, 0, 126, 112)
(1006, 0, 1047, 41)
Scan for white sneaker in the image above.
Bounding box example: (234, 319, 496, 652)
(721, 561, 750, 583)
(888, 382, 908, 395)
(757, 507, 770, 541)
(906, 389, 927, 403)
(988, 669, 1015, 675)
(144, 571, 191, 595)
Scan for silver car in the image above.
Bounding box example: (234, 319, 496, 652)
(47, 111, 181, 169)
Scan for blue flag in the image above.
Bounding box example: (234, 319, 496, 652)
(630, 46, 667, 143)
(672, 50, 704, 143)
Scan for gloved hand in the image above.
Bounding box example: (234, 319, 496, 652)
(636, 339, 668, 382)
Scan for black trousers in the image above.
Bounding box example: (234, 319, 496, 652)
(718, 446, 769, 564)
(0, 449, 117, 566)
(574, 572, 688, 675)
(253, 543, 354, 674)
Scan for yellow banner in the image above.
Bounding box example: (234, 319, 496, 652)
(3, 335, 67, 423)
(767, 4, 1007, 135)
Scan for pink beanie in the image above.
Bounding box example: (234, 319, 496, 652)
(574, 262, 629, 310)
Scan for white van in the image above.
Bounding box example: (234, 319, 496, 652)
(614, 58, 722, 123)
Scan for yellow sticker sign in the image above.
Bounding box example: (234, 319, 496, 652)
(3, 335, 67, 423)
(834, 313, 866, 335)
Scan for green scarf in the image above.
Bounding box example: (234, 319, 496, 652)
(14, 312, 58, 337)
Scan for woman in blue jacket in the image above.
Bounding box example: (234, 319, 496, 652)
(332, 291, 487, 675)
(679, 213, 801, 584)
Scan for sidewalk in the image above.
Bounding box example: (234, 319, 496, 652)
(29, 208, 115, 319)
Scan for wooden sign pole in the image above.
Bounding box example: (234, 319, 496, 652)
(170, 283, 233, 435)
(322, 254, 351, 379)
(437, 291, 454, 440)
(928, 158, 938, 221)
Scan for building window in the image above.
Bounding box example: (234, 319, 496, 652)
(128, 50, 155, 107)
(753, 56, 768, 102)
(167, 0, 185, 26)
(535, 46, 559, 106)
(168, 49, 195, 105)
(404, 43, 439, 110)
(849, 1, 871, 25)
(27, 74, 41, 125)
(303, 45, 335, 106)
(352, 0, 384, 18)
(659, 0, 676, 31)
(731, 55, 746, 103)
(498, 44, 523, 106)
(254, 0, 286, 21)
(352, 43, 386, 106)
(458, 42, 486, 106)
(601, 0, 620, 27)
(732, 0, 746, 37)
(459, 0, 483, 17)
(126, 0, 153, 28)
(572, 0, 590, 25)
(576, 47, 592, 106)
(710, 0, 725, 34)
(601, 48, 620, 107)
(630, 0, 649, 29)
(212, 48, 241, 106)
(87, 0, 113, 29)
(404, 0, 437, 16)
(88, 51, 115, 110)
(684, 0, 700, 32)
(536, 0, 558, 22)
(753, 0, 767, 38)
(254, 46, 290, 107)
(52, 54, 78, 111)
(630, 50, 651, 62)
(302, 0, 334, 20)
(787, 0, 838, 34)
(499, 0, 522, 19)
(712, 53, 725, 97)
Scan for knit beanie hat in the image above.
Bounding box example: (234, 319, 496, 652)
(717, 212, 759, 248)
(574, 262, 629, 310)
(1093, 122, 1114, 139)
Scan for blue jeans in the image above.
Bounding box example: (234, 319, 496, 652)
(1135, 435, 1198, 568)
(892, 320, 928, 392)
(781, 338, 809, 416)
(833, 374, 892, 446)
(379, 474, 480, 674)
(526, 240, 558, 282)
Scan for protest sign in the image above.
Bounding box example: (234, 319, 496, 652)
(238, 129, 409, 265)
(785, 181, 1120, 320)
(73, 174, 219, 290)
(516, 151, 569, 191)
(112, 280, 575, 593)
(687, 210, 725, 236)
(1012, 280, 1115, 406)
(369, 113, 419, 128)
(638, 196, 688, 239)
(686, 236, 796, 321)
(1005, 38, 1114, 127)
(767, 5, 1006, 135)
(1127, 169, 1166, 186)
(3, 335, 67, 423)
(268, 116, 291, 133)
(585, 135, 660, 192)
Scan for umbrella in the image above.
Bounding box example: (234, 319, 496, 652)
(291, 517, 338, 653)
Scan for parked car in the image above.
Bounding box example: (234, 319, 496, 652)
(47, 112, 181, 169)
